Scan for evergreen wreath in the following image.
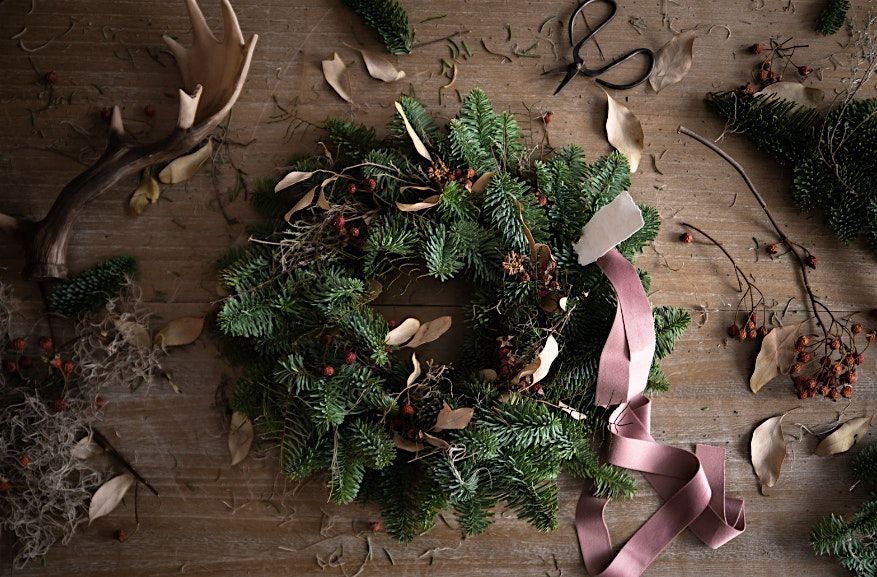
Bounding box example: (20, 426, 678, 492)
(216, 89, 689, 541)
(812, 443, 877, 575)
(707, 90, 877, 253)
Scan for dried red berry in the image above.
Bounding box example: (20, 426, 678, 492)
(757, 68, 770, 82)
(797, 351, 812, 363)
(334, 215, 346, 231)
(466, 168, 476, 179)
(737, 330, 747, 343)
(868, 331, 876, 343)
(100, 107, 113, 122)
(62, 360, 75, 375)
(38, 336, 53, 351)
(805, 254, 817, 269)
(346, 182, 358, 195)
(806, 378, 817, 391)
(18, 355, 32, 369)
(0, 481, 10, 492)
(4, 359, 18, 373)
(758, 325, 770, 338)
(750, 43, 765, 55)
(114, 528, 128, 543)
(19, 454, 29, 467)
(387, 319, 397, 329)
(537, 193, 548, 207)
(766, 243, 779, 255)
(847, 371, 858, 384)
(820, 355, 832, 368)
(790, 363, 802, 375)
(844, 354, 856, 367)
(856, 353, 865, 365)
(832, 362, 843, 376)
(797, 388, 807, 399)
(349, 227, 361, 238)
(49, 354, 62, 369)
(746, 320, 756, 331)
(401, 403, 415, 417)
(830, 338, 841, 350)
(12, 337, 27, 352)
(319, 333, 333, 346)
(45, 70, 58, 84)
(841, 385, 853, 398)
(797, 65, 812, 76)
(743, 83, 757, 95)
(828, 387, 840, 401)
(370, 520, 382, 532)
(818, 385, 830, 397)
(680, 231, 693, 243)
(95, 395, 107, 410)
(52, 398, 66, 412)
(748, 329, 758, 340)
(728, 324, 741, 338)
(365, 178, 377, 191)
(852, 323, 864, 335)
(144, 103, 156, 117)
(321, 364, 335, 377)
(542, 111, 553, 125)
(795, 335, 810, 350)
(344, 351, 357, 365)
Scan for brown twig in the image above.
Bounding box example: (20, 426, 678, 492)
(91, 428, 159, 496)
(678, 125, 834, 337)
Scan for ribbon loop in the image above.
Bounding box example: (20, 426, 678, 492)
(575, 249, 745, 577)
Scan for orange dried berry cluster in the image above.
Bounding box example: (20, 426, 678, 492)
(791, 324, 874, 401)
(727, 311, 770, 342)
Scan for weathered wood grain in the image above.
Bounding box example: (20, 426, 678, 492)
(1, 0, 875, 575)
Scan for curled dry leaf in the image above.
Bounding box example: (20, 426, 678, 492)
(355, 47, 406, 82)
(154, 316, 204, 347)
(322, 52, 352, 103)
(406, 353, 422, 387)
(158, 139, 213, 184)
(514, 335, 559, 385)
(284, 188, 316, 222)
(751, 412, 791, 492)
(649, 30, 697, 93)
(470, 171, 493, 194)
(815, 416, 873, 457)
(605, 91, 643, 173)
(274, 170, 315, 192)
(422, 432, 450, 449)
(750, 323, 803, 393)
(405, 315, 452, 348)
(89, 473, 135, 524)
(396, 194, 441, 211)
(386, 317, 421, 346)
(760, 82, 825, 108)
(394, 100, 432, 161)
(229, 411, 254, 466)
(559, 297, 569, 311)
(130, 173, 161, 215)
(71, 435, 103, 460)
(113, 319, 152, 349)
(573, 191, 644, 266)
(558, 401, 587, 421)
(433, 402, 474, 432)
(393, 432, 424, 452)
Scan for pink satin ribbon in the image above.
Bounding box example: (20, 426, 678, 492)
(575, 249, 745, 577)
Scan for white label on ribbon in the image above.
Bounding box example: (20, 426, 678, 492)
(572, 191, 644, 266)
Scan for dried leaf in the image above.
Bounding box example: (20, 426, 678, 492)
(649, 30, 697, 93)
(316, 189, 331, 209)
(394, 100, 432, 161)
(113, 319, 151, 349)
(396, 194, 440, 212)
(531, 335, 559, 384)
(393, 432, 424, 452)
(750, 323, 803, 393)
(558, 401, 587, 421)
(760, 82, 825, 108)
(470, 171, 493, 193)
(386, 318, 421, 346)
(433, 402, 474, 432)
(405, 315, 452, 348)
(422, 432, 450, 449)
(559, 297, 569, 311)
(479, 368, 498, 382)
(815, 416, 873, 457)
(284, 187, 316, 222)
(158, 140, 212, 184)
(71, 436, 103, 460)
(356, 47, 406, 82)
(229, 411, 254, 466)
(406, 353, 422, 387)
(129, 173, 161, 215)
(89, 473, 135, 523)
(751, 412, 790, 492)
(573, 191, 645, 266)
(154, 316, 204, 347)
(605, 91, 644, 173)
(322, 52, 352, 103)
(274, 170, 315, 192)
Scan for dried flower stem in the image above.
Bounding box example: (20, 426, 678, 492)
(678, 125, 834, 338)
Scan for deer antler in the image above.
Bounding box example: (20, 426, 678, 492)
(8, 0, 257, 280)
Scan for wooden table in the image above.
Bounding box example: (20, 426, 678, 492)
(1, 0, 875, 575)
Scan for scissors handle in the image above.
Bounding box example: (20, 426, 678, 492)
(590, 47, 655, 90)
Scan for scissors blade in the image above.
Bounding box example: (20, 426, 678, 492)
(553, 65, 578, 96)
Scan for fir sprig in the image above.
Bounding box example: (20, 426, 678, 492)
(50, 256, 136, 316)
(342, 0, 414, 55)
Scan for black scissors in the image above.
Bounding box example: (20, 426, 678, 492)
(553, 0, 655, 94)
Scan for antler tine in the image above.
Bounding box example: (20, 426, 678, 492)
(10, 0, 257, 281)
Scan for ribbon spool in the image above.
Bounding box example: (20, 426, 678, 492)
(573, 194, 745, 577)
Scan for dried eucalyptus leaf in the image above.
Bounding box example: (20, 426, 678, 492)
(113, 319, 152, 349)
(760, 82, 825, 108)
(129, 173, 161, 215)
(229, 411, 254, 466)
(750, 323, 803, 393)
(284, 188, 316, 222)
(394, 100, 432, 161)
(88, 473, 135, 523)
(422, 432, 450, 449)
(154, 316, 204, 347)
(405, 315, 452, 348)
(406, 353, 422, 387)
(471, 171, 493, 193)
(322, 52, 352, 103)
(393, 432, 424, 452)
(158, 140, 212, 184)
(274, 171, 315, 192)
(815, 416, 873, 457)
(649, 30, 697, 93)
(751, 412, 791, 492)
(71, 436, 103, 460)
(531, 335, 559, 384)
(386, 318, 421, 346)
(433, 402, 474, 432)
(396, 195, 440, 211)
(605, 91, 643, 173)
